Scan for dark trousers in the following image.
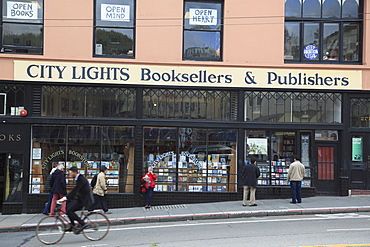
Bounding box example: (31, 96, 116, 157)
(290, 181, 302, 203)
(146, 187, 154, 206)
(43, 192, 53, 214)
(66, 200, 84, 226)
(89, 194, 108, 212)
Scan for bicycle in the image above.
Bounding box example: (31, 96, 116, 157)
(36, 203, 110, 245)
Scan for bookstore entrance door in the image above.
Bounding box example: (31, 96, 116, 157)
(314, 144, 338, 194)
(350, 133, 370, 190)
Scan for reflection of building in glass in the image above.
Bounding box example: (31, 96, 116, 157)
(184, 46, 218, 58)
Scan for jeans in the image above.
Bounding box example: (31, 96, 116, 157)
(43, 192, 53, 214)
(89, 194, 108, 212)
(146, 187, 154, 206)
(290, 181, 302, 203)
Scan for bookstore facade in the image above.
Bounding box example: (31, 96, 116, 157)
(0, 60, 365, 214)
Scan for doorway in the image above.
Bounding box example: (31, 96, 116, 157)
(0, 153, 24, 212)
(350, 134, 370, 189)
(314, 144, 338, 194)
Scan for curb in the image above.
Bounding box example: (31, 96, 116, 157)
(1, 206, 370, 233)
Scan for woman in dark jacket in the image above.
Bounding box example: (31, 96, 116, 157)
(49, 164, 67, 215)
(42, 168, 56, 215)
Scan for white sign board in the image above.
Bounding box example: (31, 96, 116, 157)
(7, 1, 38, 19)
(247, 138, 268, 155)
(189, 8, 217, 25)
(33, 148, 42, 159)
(101, 4, 130, 22)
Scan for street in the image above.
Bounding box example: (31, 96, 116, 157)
(1, 212, 370, 247)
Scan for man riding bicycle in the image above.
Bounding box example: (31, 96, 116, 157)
(58, 166, 93, 234)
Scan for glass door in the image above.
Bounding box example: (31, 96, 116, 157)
(350, 134, 370, 190)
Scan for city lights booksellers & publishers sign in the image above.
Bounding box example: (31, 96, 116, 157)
(14, 60, 362, 91)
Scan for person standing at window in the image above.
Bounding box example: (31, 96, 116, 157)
(89, 166, 111, 214)
(287, 156, 305, 204)
(241, 157, 260, 206)
(49, 164, 67, 215)
(142, 167, 157, 209)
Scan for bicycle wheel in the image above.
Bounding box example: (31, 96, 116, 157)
(36, 216, 66, 245)
(82, 212, 110, 241)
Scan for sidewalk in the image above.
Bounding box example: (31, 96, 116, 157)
(1, 195, 369, 233)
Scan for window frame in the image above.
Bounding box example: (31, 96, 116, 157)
(182, 0, 223, 62)
(284, 0, 363, 64)
(0, 0, 44, 55)
(93, 0, 136, 59)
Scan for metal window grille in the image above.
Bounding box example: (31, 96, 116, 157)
(245, 91, 341, 123)
(143, 88, 236, 121)
(41, 86, 136, 118)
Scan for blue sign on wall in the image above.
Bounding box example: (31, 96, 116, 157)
(303, 44, 319, 60)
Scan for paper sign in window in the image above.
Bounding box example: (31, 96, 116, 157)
(101, 4, 130, 22)
(7, 1, 38, 19)
(189, 8, 217, 25)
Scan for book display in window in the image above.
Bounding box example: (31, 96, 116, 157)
(65, 153, 121, 193)
(152, 152, 232, 192)
(257, 162, 270, 185)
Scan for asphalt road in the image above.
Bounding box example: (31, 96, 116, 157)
(2, 212, 370, 247)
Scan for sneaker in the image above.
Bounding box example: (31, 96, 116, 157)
(249, 204, 258, 206)
(104, 211, 112, 214)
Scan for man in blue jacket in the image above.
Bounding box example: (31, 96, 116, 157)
(241, 157, 260, 206)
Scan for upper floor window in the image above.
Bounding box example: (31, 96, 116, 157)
(94, 0, 135, 58)
(0, 0, 43, 54)
(183, 1, 222, 61)
(284, 0, 362, 64)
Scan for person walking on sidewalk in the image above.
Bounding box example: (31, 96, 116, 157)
(49, 164, 67, 216)
(287, 155, 305, 204)
(43, 167, 57, 215)
(89, 166, 111, 214)
(142, 167, 157, 209)
(242, 157, 260, 206)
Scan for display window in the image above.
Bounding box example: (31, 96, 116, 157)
(144, 127, 237, 192)
(245, 130, 312, 187)
(1, 0, 44, 54)
(30, 125, 135, 194)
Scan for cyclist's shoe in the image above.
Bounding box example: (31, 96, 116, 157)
(75, 223, 88, 234)
(65, 226, 73, 232)
(104, 211, 112, 214)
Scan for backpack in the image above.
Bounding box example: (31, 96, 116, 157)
(90, 174, 98, 188)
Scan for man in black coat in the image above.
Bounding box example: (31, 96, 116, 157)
(58, 166, 93, 234)
(241, 157, 260, 206)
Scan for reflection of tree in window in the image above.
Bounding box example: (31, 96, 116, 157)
(96, 29, 133, 56)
